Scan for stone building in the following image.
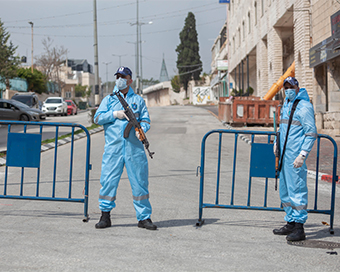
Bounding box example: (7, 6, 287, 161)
(309, 0, 340, 136)
(227, 0, 340, 136)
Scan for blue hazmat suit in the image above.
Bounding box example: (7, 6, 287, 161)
(278, 87, 317, 224)
(94, 86, 152, 221)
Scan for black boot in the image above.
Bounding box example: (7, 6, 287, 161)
(95, 211, 111, 229)
(286, 223, 306, 241)
(273, 222, 295, 235)
(138, 218, 157, 230)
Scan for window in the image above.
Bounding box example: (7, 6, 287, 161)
(242, 21, 245, 40)
(66, 92, 71, 98)
(254, 2, 257, 24)
(233, 36, 235, 53)
(248, 12, 251, 33)
(238, 28, 241, 47)
(261, 0, 264, 16)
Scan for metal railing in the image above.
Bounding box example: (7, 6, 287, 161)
(197, 129, 338, 233)
(0, 120, 91, 222)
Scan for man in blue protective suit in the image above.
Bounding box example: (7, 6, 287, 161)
(94, 66, 157, 230)
(273, 76, 317, 241)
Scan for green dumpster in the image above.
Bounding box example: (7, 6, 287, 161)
(78, 101, 87, 110)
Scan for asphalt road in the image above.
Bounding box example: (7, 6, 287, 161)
(0, 105, 339, 271)
(0, 109, 93, 151)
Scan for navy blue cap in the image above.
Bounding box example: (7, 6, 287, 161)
(114, 66, 132, 77)
(283, 76, 299, 87)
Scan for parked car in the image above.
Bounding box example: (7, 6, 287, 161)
(42, 97, 68, 116)
(65, 100, 78, 115)
(11, 92, 40, 109)
(0, 99, 46, 121)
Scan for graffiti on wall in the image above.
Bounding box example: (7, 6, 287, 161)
(193, 87, 212, 105)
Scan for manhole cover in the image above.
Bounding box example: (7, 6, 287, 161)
(287, 239, 340, 249)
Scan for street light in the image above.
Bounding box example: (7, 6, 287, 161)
(102, 62, 111, 96)
(28, 21, 33, 73)
(129, 20, 152, 95)
(112, 54, 126, 67)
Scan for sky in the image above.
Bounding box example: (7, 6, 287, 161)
(1, 0, 227, 84)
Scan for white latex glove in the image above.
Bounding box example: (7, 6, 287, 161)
(113, 110, 128, 120)
(273, 143, 277, 155)
(135, 130, 141, 141)
(293, 154, 305, 168)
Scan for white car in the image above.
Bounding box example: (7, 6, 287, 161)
(42, 97, 68, 116)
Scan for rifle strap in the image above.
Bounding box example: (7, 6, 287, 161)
(278, 99, 300, 172)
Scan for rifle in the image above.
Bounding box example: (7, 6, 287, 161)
(112, 91, 155, 159)
(275, 131, 280, 191)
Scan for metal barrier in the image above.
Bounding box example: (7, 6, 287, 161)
(196, 129, 338, 234)
(0, 120, 91, 222)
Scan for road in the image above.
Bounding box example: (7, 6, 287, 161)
(0, 105, 339, 271)
(0, 110, 93, 151)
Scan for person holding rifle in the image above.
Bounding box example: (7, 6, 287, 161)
(94, 66, 157, 230)
(273, 76, 317, 241)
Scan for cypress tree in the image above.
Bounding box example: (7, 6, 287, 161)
(176, 12, 202, 97)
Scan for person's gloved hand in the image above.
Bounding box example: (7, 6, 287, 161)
(273, 143, 277, 154)
(113, 110, 128, 120)
(293, 154, 305, 168)
(135, 130, 141, 141)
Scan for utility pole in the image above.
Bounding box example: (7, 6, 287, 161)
(136, 0, 140, 94)
(103, 62, 111, 96)
(112, 54, 126, 67)
(28, 21, 33, 73)
(93, 0, 100, 106)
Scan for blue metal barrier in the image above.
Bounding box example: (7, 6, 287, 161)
(0, 120, 91, 222)
(197, 129, 338, 234)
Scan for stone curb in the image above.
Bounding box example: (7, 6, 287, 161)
(0, 126, 104, 167)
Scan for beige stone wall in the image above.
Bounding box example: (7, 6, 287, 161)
(228, 0, 313, 99)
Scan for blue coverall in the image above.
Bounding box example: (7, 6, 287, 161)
(278, 88, 317, 224)
(94, 86, 152, 221)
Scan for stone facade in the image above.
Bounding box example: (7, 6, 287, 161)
(228, 0, 313, 99)
(310, 0, 340, 137)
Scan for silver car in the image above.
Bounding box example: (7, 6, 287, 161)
(0, 99, 46, 121)
(42, 97, 68, 116)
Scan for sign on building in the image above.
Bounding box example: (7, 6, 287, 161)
(193, 87, 213, 105)
(217, 60, 228, 71)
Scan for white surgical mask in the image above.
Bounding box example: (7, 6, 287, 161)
(285, 89, 296, 101)
(116, 77, 128, 90)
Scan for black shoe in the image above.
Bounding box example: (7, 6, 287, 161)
(286, 223, 306, 241)
(273, 222, 295, 235)
(138, 219, 157, 230)
(95, 211, 111, 229)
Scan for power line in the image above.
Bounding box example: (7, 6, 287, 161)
(9, 19, 223, 38)
(5, 4, 221, 29)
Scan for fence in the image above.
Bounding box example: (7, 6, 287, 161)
(0, 120, 91, 222)
(196, 129, 338, 234)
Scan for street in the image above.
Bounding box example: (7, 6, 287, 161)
(0, 105, 339, 271)
(0, 110, 93, 151)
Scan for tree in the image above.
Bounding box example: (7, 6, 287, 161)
(17, 67, 47, 94)
(171, 75, 180, 93)
(0, 19, 20, 97)
(75, 84, 88, 97)
(35, 37, 68, 96)
(175, 12, 202, 97)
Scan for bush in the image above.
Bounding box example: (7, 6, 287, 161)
(88, 108, 97, 124)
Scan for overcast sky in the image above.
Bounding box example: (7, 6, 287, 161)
(1, 0, 227, 84)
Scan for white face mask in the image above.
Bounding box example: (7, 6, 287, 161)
(116, 77, 128, 90)
(285, 88, 296, 101)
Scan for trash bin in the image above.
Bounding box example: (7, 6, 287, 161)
(78, 101, 87, 110)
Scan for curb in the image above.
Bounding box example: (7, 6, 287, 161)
(0, 126, 103, 167)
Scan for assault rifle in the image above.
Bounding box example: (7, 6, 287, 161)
(113, 91, 155, 159)
(275, 132, 280, 191)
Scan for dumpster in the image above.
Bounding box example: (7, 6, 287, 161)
(78, 101, 87, 110)
(218, 96, 280, 126)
